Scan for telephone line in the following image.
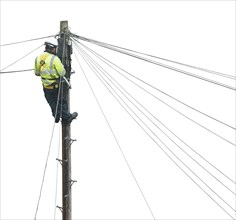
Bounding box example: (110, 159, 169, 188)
(54, 82, 64, 220)
(74, 39, 235, 130)
(34, 30, 67, 218)
(72, 34, 235, 91)
(0, 69, 34, 74)
(75, 43, 236, 184)
(0, 35, 57, 47)
(34, 77, 63, 220)
(75, 42, 236, 193)
(74, 50, 156, 220)
(1, 44, 43, 72)
(74, 46, 235, 219)
(75, 35, 235, 80)
(73, 39, 235, 147)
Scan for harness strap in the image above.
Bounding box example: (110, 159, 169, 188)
(41, 77, 59, 81)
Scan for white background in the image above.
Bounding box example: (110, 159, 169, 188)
(0, 1, 235, 220)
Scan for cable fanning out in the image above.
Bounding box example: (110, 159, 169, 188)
(74, 44, 235, 219)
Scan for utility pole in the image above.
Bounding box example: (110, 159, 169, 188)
(57, 20, 73, 220)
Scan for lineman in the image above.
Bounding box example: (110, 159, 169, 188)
(34, 39, 78, 123)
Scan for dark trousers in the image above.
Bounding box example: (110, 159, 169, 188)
(43, 87, 70, 122)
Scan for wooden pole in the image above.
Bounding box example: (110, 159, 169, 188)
(58, 20, 72, 220)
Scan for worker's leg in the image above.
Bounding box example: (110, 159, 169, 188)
(43, 88, 60, 122)
(58, 93, 71, 121)
(58, 89, 78, 123)
(44, 87, 77, 123)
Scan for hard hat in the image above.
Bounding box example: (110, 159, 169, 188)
(45, 38, 58, 49)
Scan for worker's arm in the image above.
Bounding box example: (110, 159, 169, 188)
(34, 57, 40, 76)
(54, 56, 66, 77)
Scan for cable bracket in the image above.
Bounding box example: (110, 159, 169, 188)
(56, 158, 63, 166)
(65, 138, 77, 147)
(69, 138, 77, 146)
(70, 179, 77, 187)
(56, 206, 63, 213)
(56, 158, 68, 165)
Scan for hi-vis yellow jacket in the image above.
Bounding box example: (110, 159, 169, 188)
(34, 52, 66, 86)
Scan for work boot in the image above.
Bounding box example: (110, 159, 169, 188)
(67, 112, 78, 124)
(55, 116, 60, 123)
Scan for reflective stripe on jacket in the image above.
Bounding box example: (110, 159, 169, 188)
(34, 52, 66, 86)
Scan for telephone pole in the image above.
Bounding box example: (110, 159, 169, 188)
(57, 20, 73, 220)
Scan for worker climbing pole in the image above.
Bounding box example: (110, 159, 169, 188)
(57, 20, 77, 220)
(34, 21, 77, 219)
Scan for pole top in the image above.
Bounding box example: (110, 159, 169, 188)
(60, 21, 68, 32)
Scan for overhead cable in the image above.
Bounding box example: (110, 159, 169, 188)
(77, 35, 235, 80)
(143, 54, 235, 80)
(34, 40, 65, 220)
(72, 34, 235, 91)
(73, 34, 235, 80)
(75, 40, 236, 185)
(0, 35, 57, 47)
(75, 46, 235, 219)
(73, 50, 156, 220)
(74, 42, 236, 193)
(54, 86, 64, 220)
(34, 77, 63, 220)
(74, 45, 235, 220)
(71, 34, 235, 80)
(0, 69, 34, 74)
(72, 39, 235, 147)
(1, 44, 43, 72)
(74, 39, 235, 131)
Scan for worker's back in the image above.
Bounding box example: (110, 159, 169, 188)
(34, 51, 65, 87)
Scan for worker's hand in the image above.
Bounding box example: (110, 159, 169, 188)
(63, 76, 72, 89)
